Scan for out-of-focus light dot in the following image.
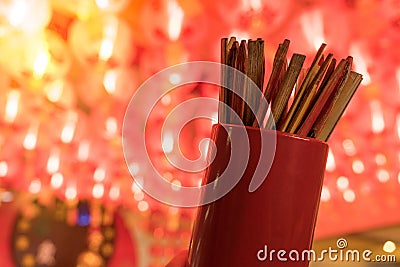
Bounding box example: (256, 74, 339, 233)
(129, 163, 140, 175)
(50, 172, 63, 189)
(109, 185, 120, 200)
(1, 191, 13, 202)
(169, 207, 179, 215)
(383, 241, 396, 253)
(92, 183, 104, 199)
(161, 94, 172, 106)
(352, 159, 365, 174)
(93, 167, 106, 182)
(375, 154, 387, 166)
(321, 186, 331, 202)
(103, 70, 117, 94)
(29, 179, 41, 194)
(343, 189, 356, 203)
(377, 169, 390, 183)
(370, 100, 385, 134)
(23, 127, 38, 150)
(77, 140, 90, 162)
(105, 117, 118, 136)
(138, 201, 149, 212)
(326, 149, 336, 172)
(171, 179, 181, 191)
(65, 186, 77, 200)
(342, 139, 357, 156)
(0, 161, 8, 177)
(169, 73, 182, 85)
(162, 131, 174, 153)
(5, 90, 20, 124)
(336, 176, 349, 191)
(131, 182, 141, 194)
(134, 191, 144, 201)
(398, 172, 400, 184)
(45, 80, 64, 103)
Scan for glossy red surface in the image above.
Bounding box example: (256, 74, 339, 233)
(188, 124, 328, 267)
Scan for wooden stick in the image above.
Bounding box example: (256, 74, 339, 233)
(315, 72, 362, 141)
(297, 58, 351, 136)
(253, 39, 289, 127)
(231, 40, 248, 123)
(279, 44, 327, 132)
(279, 53, 333, 131)
(265, 53, 306, 129)
(242, 39, 265, 126)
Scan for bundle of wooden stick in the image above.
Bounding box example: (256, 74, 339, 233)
(218, 37, 363, 141)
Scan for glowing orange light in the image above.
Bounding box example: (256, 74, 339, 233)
(60, 112, 78, 144)
(370, 100, 385, 134)
(45, 80, 64, 103)
(5, 90, 20, 123)
(300, 10, 325, 51)
(50, 172, 63, 189)
(65, 185, 77, 200)
(167, 0, 184, 41)
(99, 18, 118, 61)
(23, 123, 39, 150)
(46, 149, 60, 174)
(350, 44, 371, 85)
(92, 183, 104, 199)
(33, 49, 50, 78)
(103, 70, 117, 94)
(109, 185, 120, 200)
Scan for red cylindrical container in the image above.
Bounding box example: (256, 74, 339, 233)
(187, 123, 328, 267)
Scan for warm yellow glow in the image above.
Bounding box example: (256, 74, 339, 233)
(29, 179, 41, 194)
(300, 10, 325, 51)
(99, 18, 118, 61)
(326, 148, 336, 172)
(46, 149, 60, 174)
(106, 117, 118, 135)
(45, 80, 64, 103)
(96, 0, 110, 9)
(375, 154, 387, 166)
(33, 49, 50, 78)
(8, 0, 28, 27)
(5, 90, 20, 123)
(167, 0, 184, 41)
(383, 241, 396, 253)
(134, 191, 144, 201)
(94, 167, 106, 182)
(138, 200, 149, 212)
(370, 100, 385, 134)
(377, 169, 390, 183)
(92, 183, 104, 199)
(61, 112, 77, 144)
(65, 186, 77, 200)
(0, 161, 8, 177)
(342, 139, 357, 156)
(162, 131, 174, 153)
(350, 45, 371, 85)
(171, 179, 181, 191)
(23, 123, 39, 150)
(50, 172, 63, 189)
(77, 140, 90, 162)
(321, 186, 331, 202)
(103, 70, 117, 94)
(336, 176, 349, 191)
(343, 189, 356, 203)
(352, 159, 365, 174)
(109, 185, 120, 200)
